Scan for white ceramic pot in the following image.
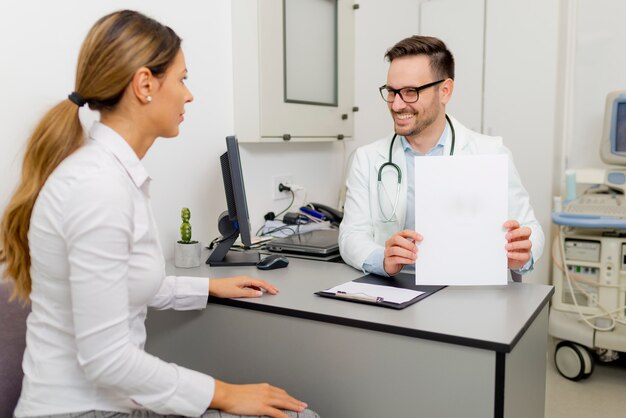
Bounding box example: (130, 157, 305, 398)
(174, 242, 202, 268)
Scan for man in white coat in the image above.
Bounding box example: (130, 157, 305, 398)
(339, 35, 544, 279)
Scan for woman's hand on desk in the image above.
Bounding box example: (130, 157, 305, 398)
(209, 276, 279, 298)
(211, 380, 308, 418)
(383, 230, 423, 276)
(503, 220, 532, 270)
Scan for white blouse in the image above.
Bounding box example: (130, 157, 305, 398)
(15, 122, 214, 417)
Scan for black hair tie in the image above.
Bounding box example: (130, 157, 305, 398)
(68, 92, 87, 107)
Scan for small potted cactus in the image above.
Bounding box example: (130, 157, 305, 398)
(174, 207, 202, 268)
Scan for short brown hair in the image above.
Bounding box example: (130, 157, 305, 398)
(384, 35, 455, 80)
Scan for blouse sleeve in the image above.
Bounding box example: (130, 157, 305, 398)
(149, 275, 209, 310)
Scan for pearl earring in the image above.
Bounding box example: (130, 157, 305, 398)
(146, 96, 152, 103)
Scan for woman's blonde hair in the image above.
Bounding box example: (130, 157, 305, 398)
(0, 10, 181, 301)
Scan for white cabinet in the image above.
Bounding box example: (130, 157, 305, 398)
(231, 0, 356, 143)
(420, 0, 485, 133)
(482, 0, 559, 285)
(419, 0, 560, 284)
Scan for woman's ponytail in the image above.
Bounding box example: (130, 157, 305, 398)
(0, 100, 83, 301)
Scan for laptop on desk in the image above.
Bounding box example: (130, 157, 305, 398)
(265, 229, 339, 256)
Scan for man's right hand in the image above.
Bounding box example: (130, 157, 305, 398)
(383, 230, 422, 276)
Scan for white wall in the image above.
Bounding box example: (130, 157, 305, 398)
(0, 1, 237, 259)
(561, 0, 626, 171)
(351, 0, 422, 153)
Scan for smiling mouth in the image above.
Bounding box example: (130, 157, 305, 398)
(395, 113, 415, 120)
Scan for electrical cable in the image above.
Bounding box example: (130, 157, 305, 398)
(258, 223, 299, 237)
(551, 184, 626, 329)
(274, 189, 295, 218)
(207, 227, 240, 250)
(551, 228, 626, 293)
(555, 227, 620, 331)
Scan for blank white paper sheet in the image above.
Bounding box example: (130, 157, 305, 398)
(414, 154, 508, 286)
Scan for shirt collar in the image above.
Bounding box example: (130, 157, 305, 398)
(88, 122, 151, 189)
(399, 123, 450, 156)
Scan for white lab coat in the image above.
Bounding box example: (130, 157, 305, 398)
(339, 115, 545, 272)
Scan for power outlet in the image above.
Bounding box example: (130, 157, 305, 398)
(272, 175, 293, 200)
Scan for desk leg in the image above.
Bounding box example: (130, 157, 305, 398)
(502, 304, 549, 418)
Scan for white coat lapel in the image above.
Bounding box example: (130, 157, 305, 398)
(445, 116, 471, 155)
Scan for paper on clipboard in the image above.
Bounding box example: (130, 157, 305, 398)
(414, 154, 508, 286)
(322, 281, 424, 304)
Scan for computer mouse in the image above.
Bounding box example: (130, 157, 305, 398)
(256, 254, 289, 270)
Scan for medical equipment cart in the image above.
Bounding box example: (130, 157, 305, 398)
(551, 212, 626, 380)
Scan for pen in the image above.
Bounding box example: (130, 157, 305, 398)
(336, 291, 384, 303)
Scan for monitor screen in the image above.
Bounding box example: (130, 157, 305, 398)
(615, 102, 626, 153)
(206, 136, 259, 266)
(600, 91, 626, 166)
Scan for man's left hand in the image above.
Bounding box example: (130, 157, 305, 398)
(503, 220, 532, 270)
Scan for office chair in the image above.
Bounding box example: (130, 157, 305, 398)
(0, 280, 30, 417)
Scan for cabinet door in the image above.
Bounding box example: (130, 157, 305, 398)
(233, 0, 355, 143)
(420, 0, 485, 133)
(483, 0, 559, 284)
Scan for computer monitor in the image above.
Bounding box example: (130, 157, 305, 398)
(600, 90, 626, 166)
(206, 136, 260, 266)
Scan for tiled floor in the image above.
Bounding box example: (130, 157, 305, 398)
(544, 338, 626, 418)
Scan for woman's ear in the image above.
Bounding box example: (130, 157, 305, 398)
(131, 67, 153, 104)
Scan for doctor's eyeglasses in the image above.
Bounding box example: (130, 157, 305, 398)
(379, 79, 445, 103)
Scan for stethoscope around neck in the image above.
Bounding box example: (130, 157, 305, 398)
(377, 114, 456, 223)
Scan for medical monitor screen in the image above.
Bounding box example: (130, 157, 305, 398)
(600, 91, 626, 165)
(615, 102, 626, 153)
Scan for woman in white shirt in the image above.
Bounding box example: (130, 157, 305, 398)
(0, 10, 317, 418)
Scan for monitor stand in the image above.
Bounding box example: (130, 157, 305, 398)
(207, 249, 260, 266)
(206, 233, 260, 266)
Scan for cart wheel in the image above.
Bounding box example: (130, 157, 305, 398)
(579, 345, 595, 379)
(554, 341, 595, 381)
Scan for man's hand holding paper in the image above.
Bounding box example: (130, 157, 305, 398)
(503, 220, 533, 270)
(383, 230, 422, 276)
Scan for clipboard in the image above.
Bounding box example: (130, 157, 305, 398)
(315, 273, 446, 310)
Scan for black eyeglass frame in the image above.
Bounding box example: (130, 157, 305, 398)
(378, 79, 446, 103)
